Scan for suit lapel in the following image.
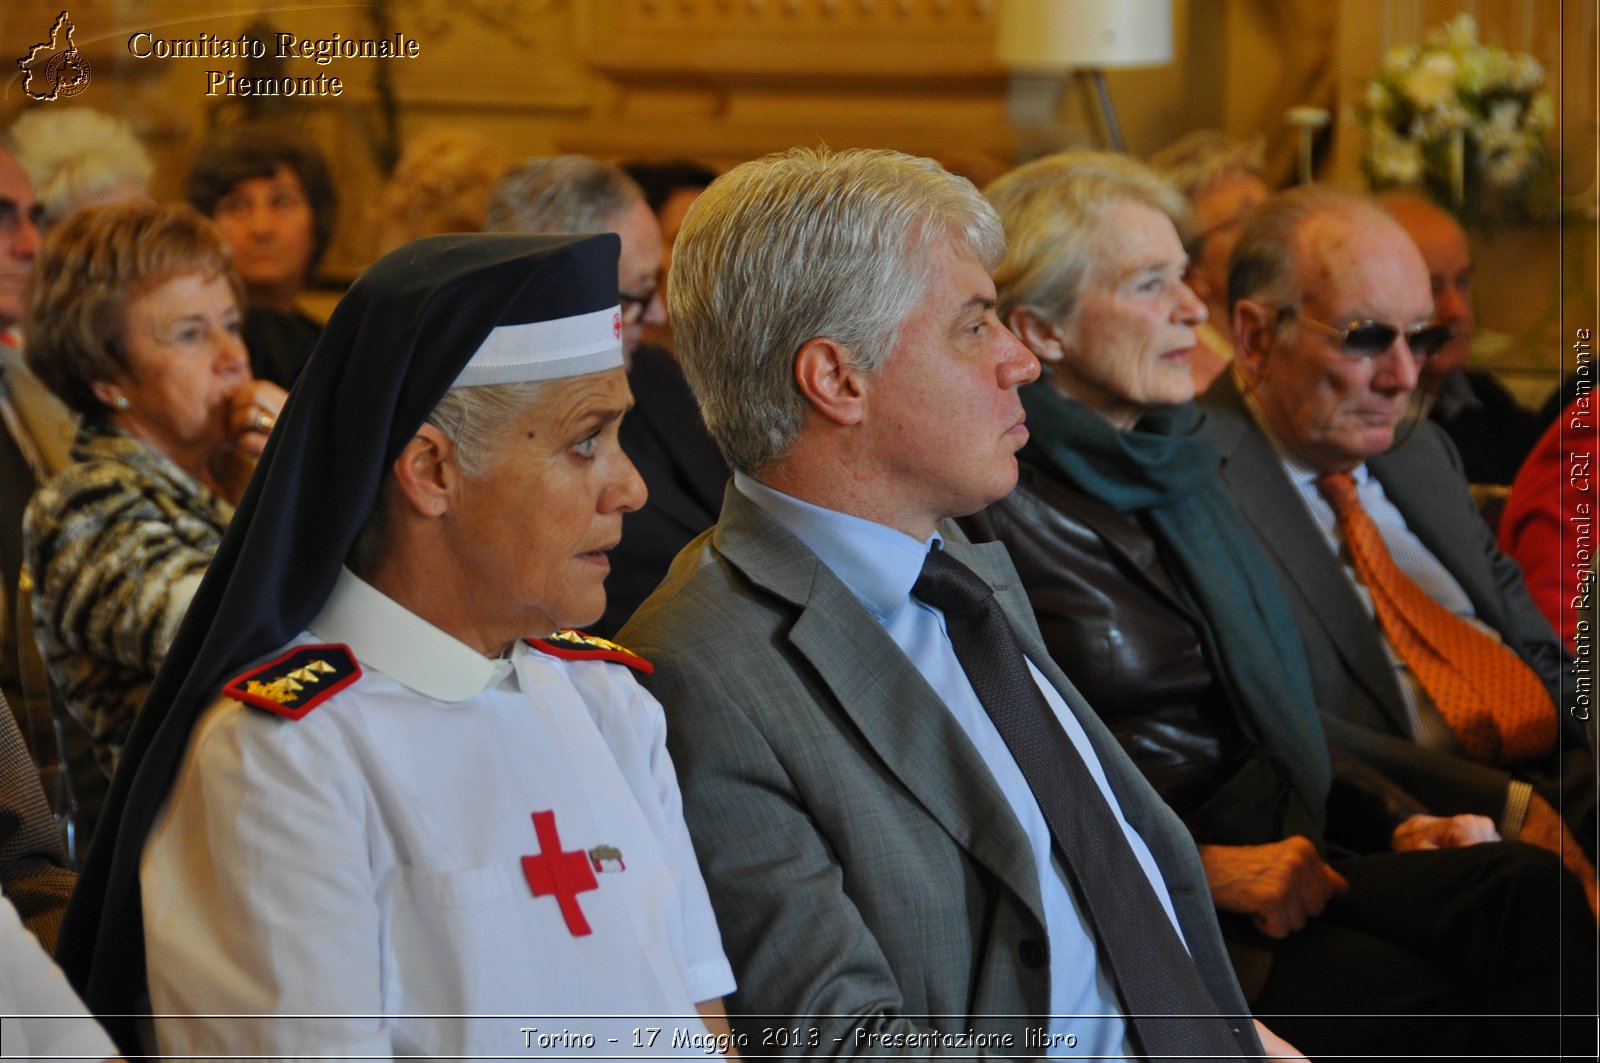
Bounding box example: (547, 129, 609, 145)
(1205, 377, 1412, 731)
(712, 492, 1045, 922)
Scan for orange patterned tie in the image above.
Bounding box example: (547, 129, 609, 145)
(1316, 471, 1556, 764)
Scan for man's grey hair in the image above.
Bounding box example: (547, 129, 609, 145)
(1227, 185, 1390, 313)
(668, 146, 1004, 474)
(986, 151, 1187, 327)
(485, 156, 642, 234)
(348, 382, 544, 573)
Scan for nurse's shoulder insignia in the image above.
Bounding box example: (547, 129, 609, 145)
(224, 644, 361, 720)
(525, 630, 654, 675)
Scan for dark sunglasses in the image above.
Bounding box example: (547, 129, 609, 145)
(1278, 307, 1451, 361)
(0, 196, 46, 238)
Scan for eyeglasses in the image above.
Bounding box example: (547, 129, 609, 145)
(0, 197, 46, 239)
(619, 286, 658, 324)
(1278, 307, 1451, 361)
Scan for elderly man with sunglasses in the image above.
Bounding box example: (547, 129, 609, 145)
(1201, 187, 1597, 911)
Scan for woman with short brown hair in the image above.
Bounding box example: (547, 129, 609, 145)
(23, 200, 285, 775)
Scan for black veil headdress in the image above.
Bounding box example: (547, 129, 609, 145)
(56, 232, 621, 1050)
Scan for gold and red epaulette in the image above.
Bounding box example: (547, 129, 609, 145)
(525, 630, 654, 675)
(223, 644, 361, 720)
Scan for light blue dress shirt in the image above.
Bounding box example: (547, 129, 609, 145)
(735, 472, 1185, 1060)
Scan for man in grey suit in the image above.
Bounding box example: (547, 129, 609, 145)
(620, 147, 1280, 1058)
(1202, 185, 1596, 904)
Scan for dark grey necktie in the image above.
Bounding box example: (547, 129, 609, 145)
(913, 546, 1247, 1061)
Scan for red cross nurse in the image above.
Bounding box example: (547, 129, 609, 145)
(53, 234, 737, 1059)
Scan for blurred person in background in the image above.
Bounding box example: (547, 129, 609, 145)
(621, 159, 717, 353)
(1381, 192, 1542, 485)
(370, 126, 515, 257)
(186, 122, 337, 388)
(0, 138, 92, 851)
(23, 202, 285, 778)
(1149, 130, 1271, 392)
(1499, 395, 1595, 653)
(10, 108, 153, 228)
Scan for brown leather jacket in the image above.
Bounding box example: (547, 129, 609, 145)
(962, 457, 1424, 855)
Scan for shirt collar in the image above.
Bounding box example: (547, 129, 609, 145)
(733, 470, 937, 620)
(308, 567, 514, 702)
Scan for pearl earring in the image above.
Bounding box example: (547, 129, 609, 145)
(112, 395, 130, 410)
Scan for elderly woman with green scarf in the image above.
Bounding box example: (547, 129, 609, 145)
(962, 151, 1590, 1059)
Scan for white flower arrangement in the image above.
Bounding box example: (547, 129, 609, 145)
(1358, 14, 1555, 225)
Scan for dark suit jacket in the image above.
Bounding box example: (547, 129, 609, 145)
(242, 306, 320, 390)
(597, 346, 728, 636)
(1428, 369, 1544, 485)
(1202, 375, 1593, 838)
(620, 486, 1259, 1055)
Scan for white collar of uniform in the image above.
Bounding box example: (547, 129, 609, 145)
(308, 567, 514, 702)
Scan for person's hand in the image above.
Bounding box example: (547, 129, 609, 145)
(208, 380, 288, 504)
(1197, 836, 1348, 940)
(1520, 792, 1600, 920)
(1391, 812, 1500, 851)
(1252, 1019, 1307, 1060)
(223, 379, 288, 458)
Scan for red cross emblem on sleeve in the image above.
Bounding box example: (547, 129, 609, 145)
(521, 810, 599, 936)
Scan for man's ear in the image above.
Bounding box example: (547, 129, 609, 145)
(1232, 299, 1277, 385)
(794, 336, 867, 427)
(1006, 306, 1067, 367)
(389, 423, 457, 518)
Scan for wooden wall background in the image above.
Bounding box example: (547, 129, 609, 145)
(1, 0, 1590, 394)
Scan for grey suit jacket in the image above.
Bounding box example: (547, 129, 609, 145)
(1201, 374, 1593, 834)
(620, 486, 1258, 1057)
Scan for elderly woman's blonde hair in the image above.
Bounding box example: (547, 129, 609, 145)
(25, 202, 244, 417)
(986, 151, 1187, 327)
(10, 109, 153, 226)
